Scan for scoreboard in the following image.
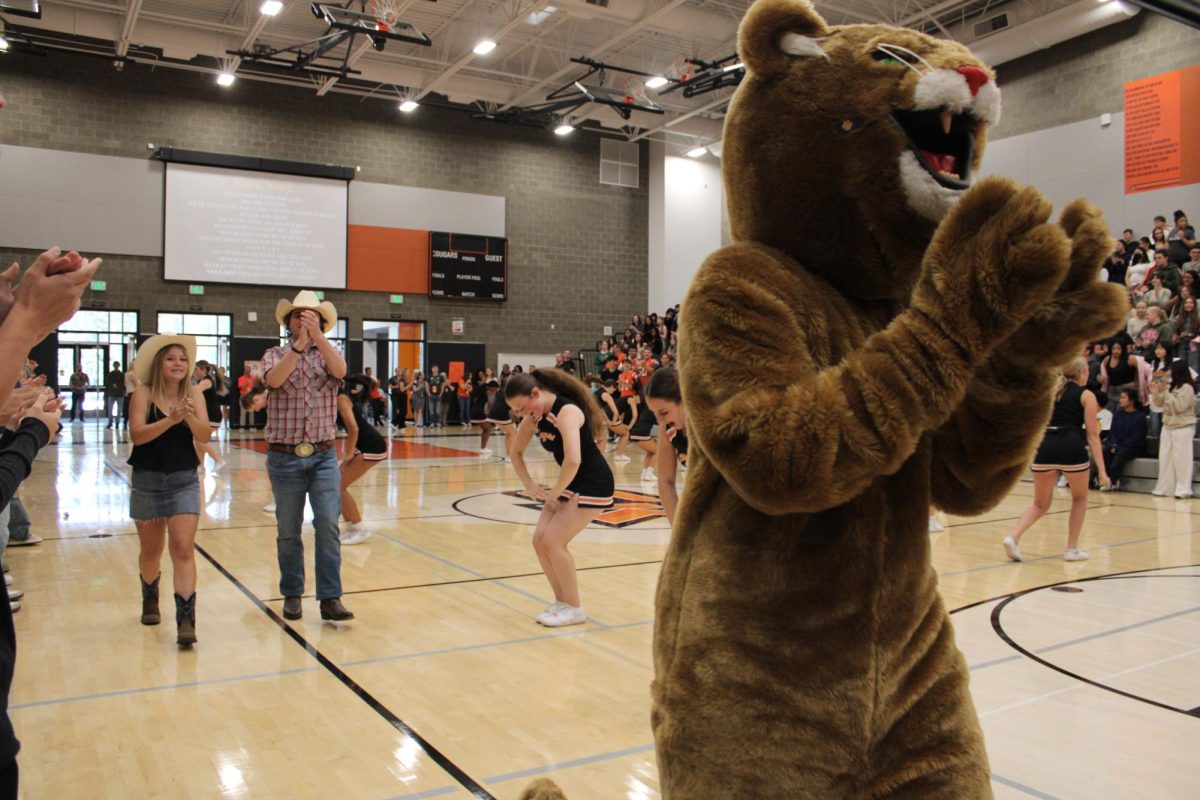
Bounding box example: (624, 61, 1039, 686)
(429, 232, 507, 301)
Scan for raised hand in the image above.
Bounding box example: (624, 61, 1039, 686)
(10, 248, 102, 340)
(998, 199, 1130, 367)
(20, 389, 63, 437)
(912, 177, 1070, 358)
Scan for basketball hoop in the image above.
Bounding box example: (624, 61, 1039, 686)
(621, 76, 648, 107)
(370, 0, 403, 31)
(666, 54, 693, 83)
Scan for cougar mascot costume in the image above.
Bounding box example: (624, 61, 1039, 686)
(524, 0, 1126, 797)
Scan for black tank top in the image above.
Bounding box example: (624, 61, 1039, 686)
(346, 392, 387, 454)
(537, 396, 607, 473)
(128, 402, 201, 472)
(1106, 357, 1136, 387)
(1048, 383, 1086, 430)
(203, 383, 221, 423)
(667, 424, 689, 465)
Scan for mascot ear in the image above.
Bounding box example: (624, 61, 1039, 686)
(739, 0, 830, 79)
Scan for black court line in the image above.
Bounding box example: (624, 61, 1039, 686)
(988, 567, 1200, 719)
(193, 543, 496, 799)
(34, 513, 465, 543)
(262, 559, 666, 602)
(949, 563, 1200, 614)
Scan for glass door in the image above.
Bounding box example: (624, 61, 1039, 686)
(58, 344, 107, 420)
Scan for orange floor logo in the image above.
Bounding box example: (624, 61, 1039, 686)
(503, 488, 666, 528)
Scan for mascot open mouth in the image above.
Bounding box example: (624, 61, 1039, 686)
(892, 109, 980, 190)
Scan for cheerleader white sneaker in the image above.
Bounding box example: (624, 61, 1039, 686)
(1063, 549, 1089, 562)
(928, 514, 944, 533)
(263, 501, 277, 513)
(540, 604, 587, 627)
(535, 601, 568, 624)
(1002, 536, 1023, 562)
(613, 455, 631, 463)
(339, 523, 373, 545)
(641, 468, 656, 482)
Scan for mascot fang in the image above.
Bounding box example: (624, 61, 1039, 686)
(525, 0, 1127, 797)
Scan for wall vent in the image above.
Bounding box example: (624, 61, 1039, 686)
(973, 13, 1010, 38)
(600, 139, 638, 188)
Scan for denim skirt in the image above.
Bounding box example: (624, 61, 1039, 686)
(130, 468, 201, 520)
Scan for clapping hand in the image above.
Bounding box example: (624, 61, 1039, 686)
(167, 398, 193, 422)
(19, 389, 64, 438)
(0, 384, 48, 428)
(10, 248, 101, 339)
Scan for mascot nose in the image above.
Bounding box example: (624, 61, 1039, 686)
(956, 65, 988, 97)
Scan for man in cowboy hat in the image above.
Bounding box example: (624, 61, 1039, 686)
(261, 290, 353, 622)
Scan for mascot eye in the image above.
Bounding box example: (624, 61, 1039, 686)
(873, 48, 920, 66)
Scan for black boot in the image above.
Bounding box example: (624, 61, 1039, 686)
(174, 592, 197, 647)
(140, 574, 161, 625)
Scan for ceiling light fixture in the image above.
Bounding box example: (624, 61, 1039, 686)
(217, 72, 236, 87)
(686, 146, 707, 158)
(260, 0, 284, 15)
(645, 76, 668, 89)
(554, 123, 575, 136)
(399, 99, 419, 112)
(473, 39, 497, 55)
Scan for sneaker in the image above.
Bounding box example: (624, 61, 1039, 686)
(3, 575, 10, 587)
(339, 526, 373, 546)
(9, 534, 42, 547)
(641, 468, 656, 482)
(1002, 536, 1023, 562)
(9, 602, 18, 614)
(1099, 482, 1112, 492)
(536, 601, 568, 624)
(1175, 493, 1194, 499)
(1064, 549, 1090, 562)
(263, 502, 277, 513)
(1151, 491, 1168, 497)
(1057, 475, 1068, 488)
(479, 448, 492, 455)
(540, 604, 587, 627)
(613, 455, 631, 463)
(928, 515, 944, 533)
(7, 588, 22, 602)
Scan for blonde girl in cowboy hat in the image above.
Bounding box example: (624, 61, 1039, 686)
(128, 334, 211, 647)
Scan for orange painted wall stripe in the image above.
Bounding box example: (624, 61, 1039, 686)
(347, 225, 429, 293)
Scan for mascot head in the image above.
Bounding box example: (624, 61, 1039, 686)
(724, 0, 1001, 300)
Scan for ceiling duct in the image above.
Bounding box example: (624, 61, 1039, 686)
(965, 0, 1141, 66)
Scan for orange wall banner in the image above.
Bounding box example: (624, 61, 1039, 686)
(1124, 65, 1200, 195)
(347, 226, 430, 293)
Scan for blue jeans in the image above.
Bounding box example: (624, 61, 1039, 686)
(458, 396, 470, 423)
(426, 394, 441, 426)
(267, 448, 343, 600)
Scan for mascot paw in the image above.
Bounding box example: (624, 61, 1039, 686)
(1002, 199, 1128, 365)
(518, 778, 568, 800)
(916, 176, 1071, 353)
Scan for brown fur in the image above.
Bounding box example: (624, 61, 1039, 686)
(649, 0, 1129, 797)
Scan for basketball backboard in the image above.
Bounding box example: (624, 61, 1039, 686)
(310, 3, 432, 47)
(574, 82, 664, 116)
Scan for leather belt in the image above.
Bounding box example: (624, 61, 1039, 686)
(268, 441, 334, 457)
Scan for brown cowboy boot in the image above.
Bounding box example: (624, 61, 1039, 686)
(174, 592, 197, 647)
(140, 574, 161, 625)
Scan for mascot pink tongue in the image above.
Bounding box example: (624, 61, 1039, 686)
(521, 0, 1126, 797)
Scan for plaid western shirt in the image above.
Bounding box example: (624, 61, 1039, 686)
(262, 345, 341, 445)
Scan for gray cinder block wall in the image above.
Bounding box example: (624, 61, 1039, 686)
(992, 11, 1198, 140)
(0, 49, 649, 353)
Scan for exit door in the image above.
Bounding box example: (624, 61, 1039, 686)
(58, 344, 108, 419)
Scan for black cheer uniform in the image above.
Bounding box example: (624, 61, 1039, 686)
(666, 424, 688, 466)
(537, 396, 614, 507)
(1031, 382, 1090, 472)
(346, 391, 388, 461)
(629, 401, 655, 441)
(487, 389, 513, 425)
(470, 383, 491, 424)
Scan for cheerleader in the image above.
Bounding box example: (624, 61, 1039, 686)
(486, 376, 517, 459)
(338, 374, 388, 545)
(645, 367, 687, 525)
(626, 378, 659, 482)
(469, 369, 494, 454)
(598, 379, 633, 460)
(1003, 357, 1109, 563)
(505, 369, 614, 627)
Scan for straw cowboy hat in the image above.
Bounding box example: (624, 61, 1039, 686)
(275, 290, 338, 334)
(133, 334, 197, 385)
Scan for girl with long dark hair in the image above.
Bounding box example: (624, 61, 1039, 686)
(191, 360, 225, 470)
(646, 367, 687, 525)
(338, 374, 388, 544)
(469, 368, 494, 454)
(504, 369, 614, 627)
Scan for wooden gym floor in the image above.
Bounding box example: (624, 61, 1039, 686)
(7, 423, 1198, 799)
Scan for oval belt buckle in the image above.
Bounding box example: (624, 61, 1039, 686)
(294, 442, 315, 457)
